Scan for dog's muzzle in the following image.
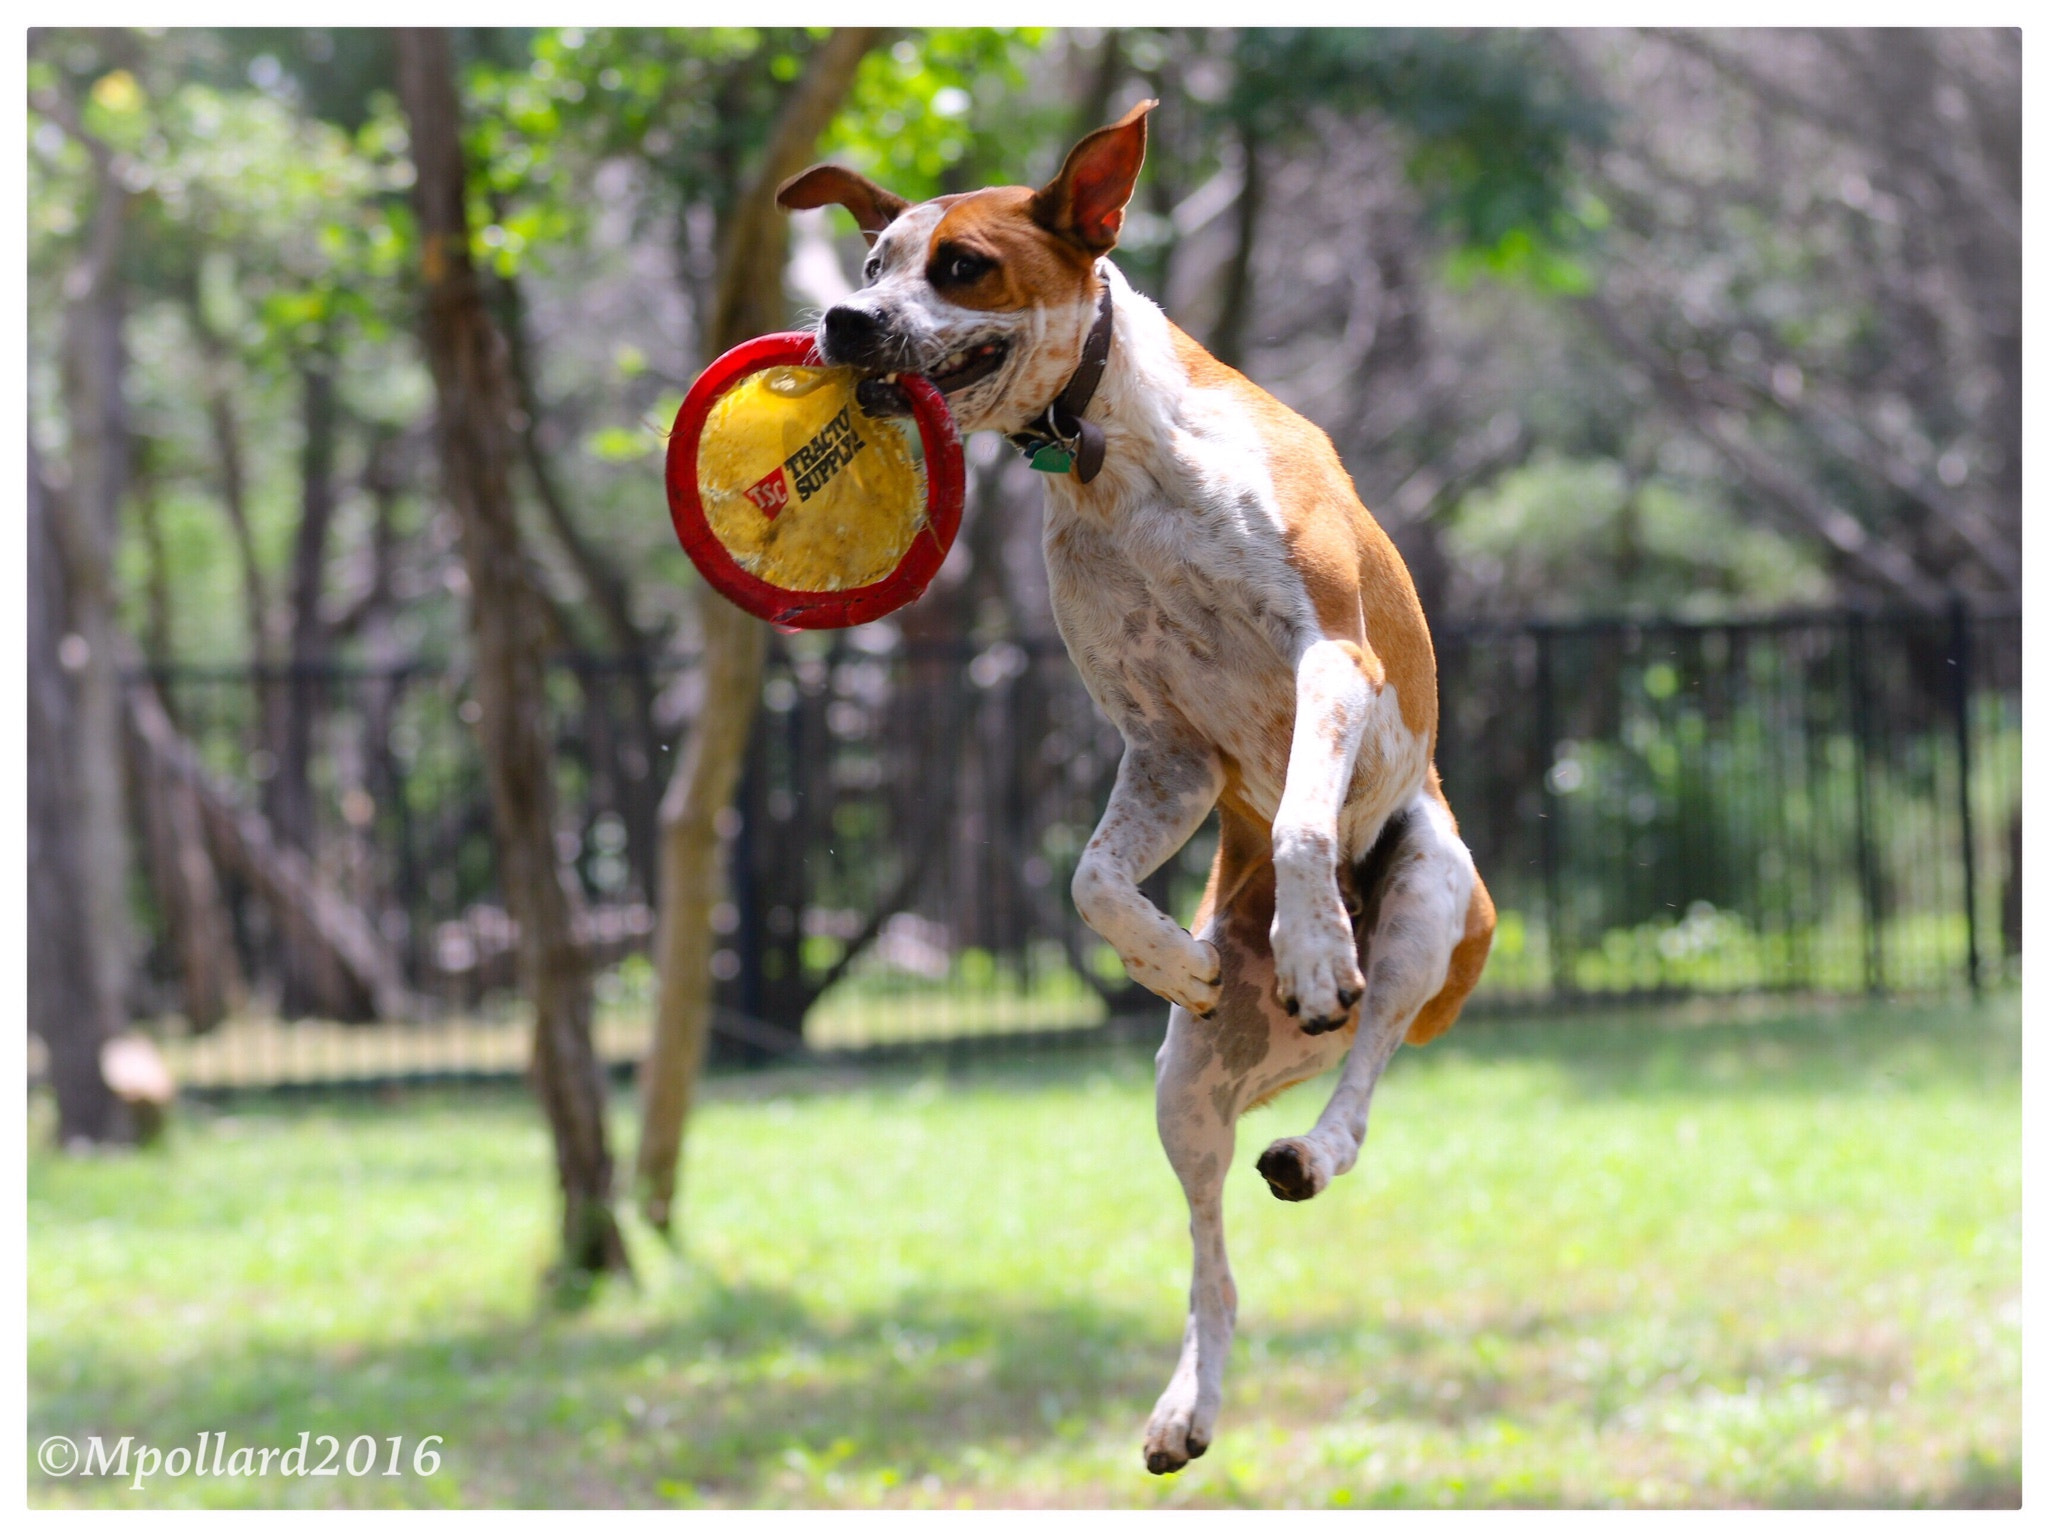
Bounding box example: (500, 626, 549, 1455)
(817, 306, 908, 417)
(820, 305, 886, 368)
(819, 304, 1009, 419)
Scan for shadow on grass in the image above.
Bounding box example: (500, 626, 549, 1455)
(32, 1270, 2017, 1508)
(1753, 1452, 2021, 1512)
(31, 1276, 1168, 1504)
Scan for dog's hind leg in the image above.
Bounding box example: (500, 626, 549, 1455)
(1145, 819, 1353, 1473)
(1256, 790, 1493, 1203)
(1143, 999, 1239, 1474)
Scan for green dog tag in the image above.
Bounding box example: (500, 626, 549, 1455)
(1027, 444, 1073, 474)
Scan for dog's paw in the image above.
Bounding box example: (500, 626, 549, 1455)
(1255, 1136, 1333, 1202)
(1271, 902, 1365, 1034)
(1142, 1389, 1217, 1475)
(1126, 936, 1222, 1018)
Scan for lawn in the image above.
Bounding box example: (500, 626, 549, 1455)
(27, 995, 2020, 1508)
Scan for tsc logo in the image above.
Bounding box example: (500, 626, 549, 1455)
(739, 407, 867, 521)
(743, 466, 791, 518)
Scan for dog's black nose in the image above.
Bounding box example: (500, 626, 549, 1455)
(822, 305, 883, 366)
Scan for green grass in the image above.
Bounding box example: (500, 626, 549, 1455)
(29, 995, 2019, 1508)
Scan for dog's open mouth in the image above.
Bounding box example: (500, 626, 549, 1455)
(854, 340, 1009, 418)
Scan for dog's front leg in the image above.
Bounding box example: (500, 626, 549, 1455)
(1071, 740, 1223, 1015)
(1270, 640, 1375, 1032)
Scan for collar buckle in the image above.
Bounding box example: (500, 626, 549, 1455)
(1008, 272, 1115, 484)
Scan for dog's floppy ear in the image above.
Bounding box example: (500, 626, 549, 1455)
(1031, 98, 1156, 256)
(776, 165, 909, 247)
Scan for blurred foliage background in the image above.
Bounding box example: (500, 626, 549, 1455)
(28, 26, 2018, 678)
(24, 26, 2021, 1118)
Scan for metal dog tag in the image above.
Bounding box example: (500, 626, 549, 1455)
(1027, 445, 1074, 474)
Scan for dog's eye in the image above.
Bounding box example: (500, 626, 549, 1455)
(931, 248, 994, 288)
(862, 255, 880, 282)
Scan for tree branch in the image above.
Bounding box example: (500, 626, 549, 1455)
(706, 28, 888, 351)
(1579, 291, 1944, 606)
(492, 269, 653, 661)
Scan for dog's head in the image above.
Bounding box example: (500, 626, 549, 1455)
(777, 100, 1155, 435)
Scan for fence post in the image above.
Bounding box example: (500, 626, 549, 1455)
(388, 665, 423, 987)
(1948, 594, 1981, 997)
(1845, 613, 1884, 996)
(1534, 626, 1569, 999)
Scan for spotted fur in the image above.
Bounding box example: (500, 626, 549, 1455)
(780, 99, 1496, 1477)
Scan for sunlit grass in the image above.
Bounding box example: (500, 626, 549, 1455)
(29, 995, 2018, 1508)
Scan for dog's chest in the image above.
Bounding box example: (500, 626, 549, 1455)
(1042, 491, 1307, 804)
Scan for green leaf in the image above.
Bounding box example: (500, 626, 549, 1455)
(585, 426, 656, 463)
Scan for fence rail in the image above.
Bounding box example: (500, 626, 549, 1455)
(120, 602, 2020, 1090)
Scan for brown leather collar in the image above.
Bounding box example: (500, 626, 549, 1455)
(1007, 273, 1114, 484)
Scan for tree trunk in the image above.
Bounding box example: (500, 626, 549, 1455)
(394, 27, 629, 1281)
(126, 431, 244, 1031)
(184, 282, 290, 866)
(187, 295, 276, 669)
(183, 290, 350, 1012)
(28, 437, 129, 1145)
(1210, 119, 1263, 371)
(495, 271, 663, 903)
(273, 350, 338, 857)
(1074, 29, 1125, 143)
(131, 718, 245, 1032)
(638, 598, 767, 1231)
(53, 106, 138, 1026)
(635, 25, 884, 1232)
(269, 351, 368, 1018)
(134, 439, 177, 668)
(127, 679, 409, 1022)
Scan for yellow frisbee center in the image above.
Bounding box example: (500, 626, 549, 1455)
(696, 366, 927, 592)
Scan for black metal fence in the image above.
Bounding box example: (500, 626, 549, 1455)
(1435, 603, 2020, 1001)
(125, 603, 2019, 1090)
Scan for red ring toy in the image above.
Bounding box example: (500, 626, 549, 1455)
(664, 331, 966, 629)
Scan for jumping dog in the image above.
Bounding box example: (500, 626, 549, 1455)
(779, 99, 1496, 1475)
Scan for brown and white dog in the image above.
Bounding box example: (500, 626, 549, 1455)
(779, 100, 1495, 1475)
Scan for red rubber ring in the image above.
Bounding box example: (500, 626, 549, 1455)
(664, 331, 966, 630)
